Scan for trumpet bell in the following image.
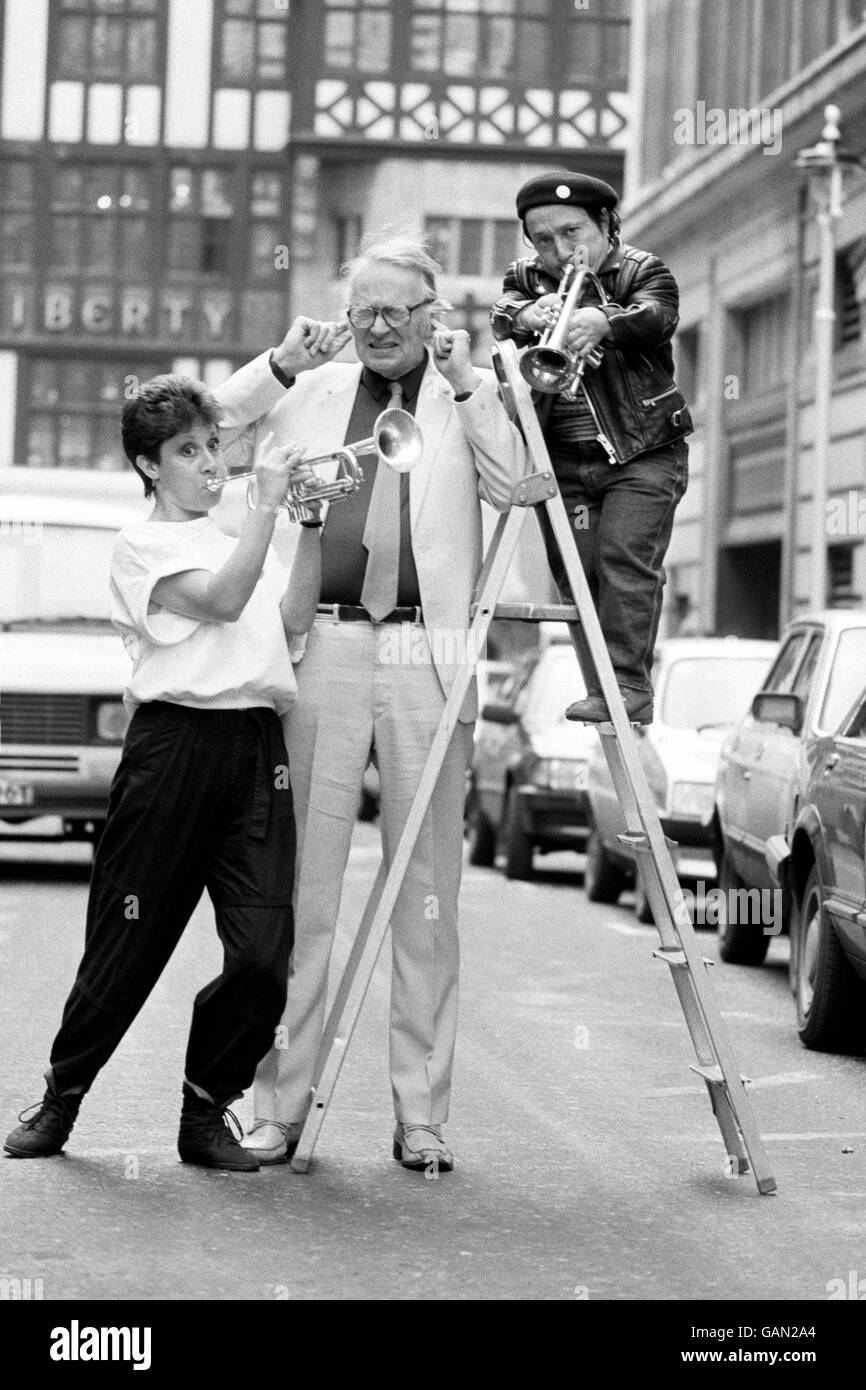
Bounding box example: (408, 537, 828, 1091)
(520, 346, 575, 394)
(373, 407, 423, 475)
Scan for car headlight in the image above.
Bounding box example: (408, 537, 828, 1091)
(670, 780, 715, 822)
(95, 701, 130, 743)
(534, 758, 588, 791)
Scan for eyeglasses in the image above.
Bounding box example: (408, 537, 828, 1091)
(346, 299, 433, 329)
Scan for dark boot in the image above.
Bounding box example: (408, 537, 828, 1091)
(565, 686, 653, 725)
(4, 1071, 85, 1158)
(177, 1083, 259, 1172)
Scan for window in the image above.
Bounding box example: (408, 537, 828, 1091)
(0, 161, 35, 273)
(819, 626, 866, 730)
(248, 171, 286, 280)
(737, 295, 790, 394)
(22, 355, 163, 472)
(764, 632, 811, 693)
(425, 216, 519, 276)
(55, 0, 161, 82)
(168, 167, 235, 278)
(333, 213, 363, 275)
(410, 0, 549, 83)
(324, 0, 393, 75)
(835, 250, 863, 349)
(674, 326, 702, 406)
(565, 0, 630, 87)
(48, 164, 152, 278)
(828, 544, 861, 606)
(215, 0, 291, 86)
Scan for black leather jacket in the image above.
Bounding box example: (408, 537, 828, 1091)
(490, 241, 693, 465)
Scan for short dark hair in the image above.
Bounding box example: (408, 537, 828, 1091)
(121, 374, 222, 498)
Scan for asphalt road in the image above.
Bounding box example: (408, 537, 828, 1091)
(1, 828, 865, 1312)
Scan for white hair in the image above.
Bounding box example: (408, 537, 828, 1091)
(341, 232, 445, 303)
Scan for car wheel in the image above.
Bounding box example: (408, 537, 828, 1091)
(584, 828, 626, 904)
(502, 786, 534, 881)
(466, 789, 497, 868)
(795, 866, 866, 1053)
(633, 878, 654, 923)
(716, 847, 770, 965)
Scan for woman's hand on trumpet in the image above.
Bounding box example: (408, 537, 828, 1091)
(272, 316, 352, 379)
(253, 434, 308, 511)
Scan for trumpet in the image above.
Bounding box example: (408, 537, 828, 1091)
(207, 407, 423, 523)
(520, 256, 609, 400)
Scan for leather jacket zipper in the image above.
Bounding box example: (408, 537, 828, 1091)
(641, 384, 678, 407)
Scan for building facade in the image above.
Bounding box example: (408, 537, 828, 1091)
(0, 0, 631, 475)
(625, 0, 866, 638)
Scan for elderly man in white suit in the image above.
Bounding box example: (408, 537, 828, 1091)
(214, 236, 526, 1172)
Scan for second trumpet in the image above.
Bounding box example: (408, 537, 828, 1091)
(208, 407, 423, 522)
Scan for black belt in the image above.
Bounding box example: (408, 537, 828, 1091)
(316, 603, 423, 624)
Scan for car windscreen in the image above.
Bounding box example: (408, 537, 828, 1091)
(525, 649, 587, 727)
(661, 657, 774, 730)
(0, 524, 115, 626)
(818, 627, 866, 732)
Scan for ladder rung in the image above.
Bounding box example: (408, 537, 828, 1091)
(489, 603, 580, 622)
(652, 947, 715, 968)
(616, 831, 679, 856)
(690, 1064, 752, 1087)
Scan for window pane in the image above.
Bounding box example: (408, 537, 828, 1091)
(57, 415, 91, 468)
(226, 0, 254, 13)
(168, 219, 200, 272)
(119, 218, 149, 275)
(201, 219, 232, 275)
(221, 19, 254, 81)
(565, 19, 601, 80)
(604, 22, 630, 81)
(170, 168, 194, 211)
(58, 17, 89, 77)
(249, 221, 280, 277)
(127, 18, 158, 80)
(493, 219, 516, 270)
(444, 16, 478, 75)
(121, 168, 152, 211)
(26, 416, 55, 470)
(357, 12, 391, 70)
(91, 16, 125, 76)
(1, 215, 34, 270)
(251, 172, 282, 216)
(85, 165, 119, 209)
(482, 18, 513, 78)
(63, 362, 95, 403)
(98, 362, 125, 402)
(31, 361, 60, 408)
(54, 167, 86, 209)
(258, 22, 287, 80)
(86, 217, 116, 273)
(202, 170, 234, 216)
(1, 161, 34, 205)
(410, 14, 441, 69)
(49, 216, 82, 270)
(325, 12, 355, 67)
(459, 219, 484, 275)
(94, 416, 122, 472)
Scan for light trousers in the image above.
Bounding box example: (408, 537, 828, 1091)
(253, 617, 473, 1126)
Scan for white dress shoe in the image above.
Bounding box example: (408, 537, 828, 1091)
(392, 1123, 454, 1173)
(243, 1119, 303, 1165)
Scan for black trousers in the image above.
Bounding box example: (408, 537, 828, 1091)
(49, 702, 295, 1105)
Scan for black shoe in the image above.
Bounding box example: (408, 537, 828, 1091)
(177, 1083, 260, 1172)
(4, 1072, 84, 1158)
(565, 687, 653, 725)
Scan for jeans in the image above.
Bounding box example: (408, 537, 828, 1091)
(540, 440, 688, 696)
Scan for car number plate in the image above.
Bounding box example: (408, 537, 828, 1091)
(0, 780, 35, 807)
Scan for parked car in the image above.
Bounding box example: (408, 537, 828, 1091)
(714, 610, 866, 964)
(780, 683, 866, 1053)
(466, 637, 596, 879)
(0, 470, 147, 849)
(585, 638, 776, 920)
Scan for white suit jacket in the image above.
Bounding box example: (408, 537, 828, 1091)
(214, 351, 527, 721)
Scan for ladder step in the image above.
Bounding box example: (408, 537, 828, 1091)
(616, 831, 679, 856)
(690, 1064, 752, 1086)
(489, 602, 580, 623)
(652, 947, 715, 968)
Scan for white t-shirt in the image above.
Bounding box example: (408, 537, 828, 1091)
(110, 516, 297, 715)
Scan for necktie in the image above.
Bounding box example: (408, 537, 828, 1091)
(361, 380, 403, 622)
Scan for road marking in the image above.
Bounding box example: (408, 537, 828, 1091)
(673, 1131, 866, 1144)
(603, 919, 656, 937)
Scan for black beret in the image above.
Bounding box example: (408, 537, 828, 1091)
(516, 170, 619, 221)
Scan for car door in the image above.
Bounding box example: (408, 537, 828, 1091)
(741, 629, 823, 885)
(722, 629, 812, 882)
(810, 692, 866, 970)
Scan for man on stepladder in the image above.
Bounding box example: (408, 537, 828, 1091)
(492, 169, 693, 725)
(213, 234, 527, 1173)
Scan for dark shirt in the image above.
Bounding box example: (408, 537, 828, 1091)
(319, 357, 427, 609)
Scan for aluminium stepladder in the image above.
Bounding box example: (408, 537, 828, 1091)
(290, 338, 777, 1195)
